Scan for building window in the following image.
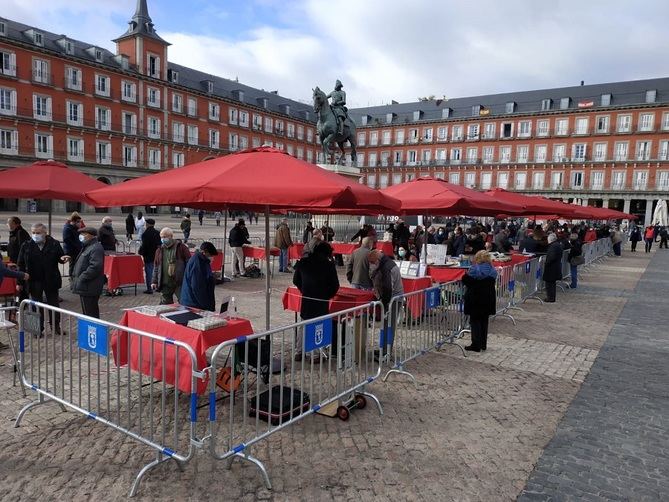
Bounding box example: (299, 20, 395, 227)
(505, 102, 516, 113)
(645, 90, 657, 103)
(408, 128, 419, 143)
(209, 129, 219, 148)
(357, 132, 366, 146)
(559, 97, 570, 110)
(536, 120, 549, 137)
(147, 87, 160, 107)
(497, 172, 509, 189)
(449, 172, 460, 185)
(471, 105, 481, 116)
(297, 126, 304, 140)
(657, 171, 669, 190)
(662, 113, 669, 131)
(32, 58, 50, 84)
(466, 147, 478, 163)
(517, 120, 531, 138)
(33, 31, 43, 46)
(601, 94, 612, 107)
(296, 147, 304, 160)
(229, 133, 239, 151)
(0, 22, 5, 36)
(0, 50, 16, 77)
(633, 171, 648, 190)
(239, 111, 249, 128)
(147, 54, 160, 78)
(480, 172, 492, 189)
(381, 151, 390, 167)
(483, 123, 495, 139)
(515, 172, 527, 189)
(464, 172, 476, 188)
(553, 144, 566, 162)
(167, 69, 179, 83)
(275, 120, 284, 135)
(614, 142, 628, 161)
(253, 137, 262, 148)
(239, 136, 248, 149)
(95, 49, 103, 62)
(366, 174, 377, 189)
(121, 145, 136, 167)
(0, 128, 18, 154)
(611, 171, 625, 189)
(96, 141, 110, 164)
(382, 130, 391, 145)
(209, 103, 220, 121)
(532, 172, 545, 189)
(450, 148, 461, 164)
(395, 129, 405, 144)
(499, 145, 511, 163)
(423, 128, 433, 142)
(451, 125, 463, 141)
(437, 126, 447, 140)
(596, 115, 610, 133)
(467, 124, 479, 140)
(33, 94, 52, 121)
(593, 142, 607, 161)
(172, 122, 185, 143)
(286, 123, 295, 138)
(95, 74, 110, 97)
(636, 140, 651, 161)
(551, 171, 563, 189)
(264, 117, 273, 133)
(555, 118, 568, 136)
(501, 122, 513, 139)
(482, 146, 494, 163)
(356, 153, 365, 168)
(172, 94, 183, 113)
(171, 152, 184, 168)
(0, 87, 16, 116)
(122, 112, 136, 135)
(147, 117, 161, 139)
(252, 114, 262, 131)
(66, 101, 82, 126)
(541, 99, 552, 111)
(229, 107, 238, 125)
(307, 150, 314, 163)
(187, 125, 199, 145)
(571, 171, 584, 189)
(638, 113, 654, 132)
(370, 131, 378, 146)
(534, 145, 547, 163)
(617, 114, 631, 133)
(517, 145, 529, 163)
(591, 171, 604, 190)
(62, 68, 81, 93)
(148, 148, 161, 169)
(95, 106, 111, 131)
(659, 140, 669, 161)
(575, 117, 589, 135)
(394, 150, 403, 166)
(392, 173, 403, 185)
(122, 81, 136, 102)
(187, 97, 198, 117)
(572, 143, 586, 161)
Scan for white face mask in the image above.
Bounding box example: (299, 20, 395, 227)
(79, 234, 86, 243)
(32, 233, 44, 243)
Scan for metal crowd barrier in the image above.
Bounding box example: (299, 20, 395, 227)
(491, 264, 521, 325)
(511, 256, 543, 304)
(1, 305, 25, 396)
(382, 281, 468, 387)
(558, 249, 571, 291)
(206, 301, 384, 489)
(14, 300, 203, 497)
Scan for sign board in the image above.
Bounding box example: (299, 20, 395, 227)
(304, 319, 332, 352)
(426, 244, 448, 265)
(577, 101, 594, 108)
(399, 261, 411, 276)
(425, 287, 441, 309)
(77, 319, 109, 357)
(23, 311, 42, 336)
(407, 262, 421, 277)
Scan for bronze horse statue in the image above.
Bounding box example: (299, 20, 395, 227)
(313, 87, 357, 165)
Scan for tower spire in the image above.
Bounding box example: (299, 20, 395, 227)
(113, 0, 169, 44)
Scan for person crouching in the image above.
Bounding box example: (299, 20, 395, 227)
(462, 250, 497, 352)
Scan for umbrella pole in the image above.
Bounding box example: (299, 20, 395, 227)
(264, 205, 271, 331)
(221, 213, 228, 278)
(48, 200, 53, 235)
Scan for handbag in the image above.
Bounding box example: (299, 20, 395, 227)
(570, 255, 585, 266)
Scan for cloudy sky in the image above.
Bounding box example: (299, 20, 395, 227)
(3, 0, 668, 107)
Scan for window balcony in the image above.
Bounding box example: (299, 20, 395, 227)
(32, 71, 53, 86)
(0, 64, 17, 77)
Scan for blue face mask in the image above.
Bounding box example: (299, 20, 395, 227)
(79, 234, 86, 243)
(32, 233, 44, 243)
(161, 238, 171, 245)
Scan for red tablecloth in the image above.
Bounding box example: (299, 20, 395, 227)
(492, 254, 532, 268)
(426, 266, 468, 283)
(113, 310, 254, 395)
(401, 276, 434, 319)
(375, 241, 394, 256)
(0, 275, 16, 296)
(243, 246, 280, 259)
(104, 254, 145, 290)
(289, 243, 305, 260)
(330, 242, 358, 255)
(190, 250, 223, 272)
(282, 286, 376, 314)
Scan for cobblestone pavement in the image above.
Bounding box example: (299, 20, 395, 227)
(0, 236, 658, 501)
(518, 248, 669, 502)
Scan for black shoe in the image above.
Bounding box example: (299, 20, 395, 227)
(543, 298, 556, 303)
(464, 345, 481, 352)
(481, 346, 487, 351)
(143, 290, 153, 294)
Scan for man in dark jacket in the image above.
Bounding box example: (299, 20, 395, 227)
(452, 227, 466, 256)
(6, 216, 30, 264)
(98, 216, 117, 251)
(542, 234, 563, 303)
(62, 212, 82, 276)
(393, 220, 410, 253)
(321, 220, 335, 242)
(369, 250, 404, 357)
(292, 241, 339, 361)
(71, 227, 105, 318)
(125, 212, 135, 241)
(151, 227, 191, 304)
(138, 218, 161, 294)
(462, 251, 497, 352)
(180, 242, 218, 311)
(18, 223, 70, 334)
(229, 219, 251, 277)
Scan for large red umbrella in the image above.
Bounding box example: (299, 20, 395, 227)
(0, 159, 107, 232)
(484, 188, 587, 219)
(87, 147, 400, 329)
(380, 177, 525, 216)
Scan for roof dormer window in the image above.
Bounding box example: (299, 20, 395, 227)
(95, 49, 103, 62)
(413, 110, 423, 121)
(167, 69, 178, 83)
(202, 80, 214, 93)
(65, 41, 74, 55)
(505, 101, 516, 113)
(34, 31, 43, 46)
(441, 108, 452, 119)
(0, 22, 7, 36)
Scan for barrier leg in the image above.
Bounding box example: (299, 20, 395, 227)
(491, 312, 516, 325)
(231, 452, 272, 490)
(14, 394, 66, 427)
(358, 390, 384, 416)
(383, 365, 418, 390)
(129, 452, 178, 498)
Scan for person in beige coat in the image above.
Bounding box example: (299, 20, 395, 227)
(274, 218, 293, 273)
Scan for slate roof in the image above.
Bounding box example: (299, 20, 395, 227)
(349, 77, 669, 126)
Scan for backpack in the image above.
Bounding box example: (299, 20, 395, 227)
(244, 264, 262, 278)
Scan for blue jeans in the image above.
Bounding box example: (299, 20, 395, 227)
(144, 262, 154, 292)
(570, 264, 578, 288)
(279, 248, 289, 271)
(613, 242, 622, 256)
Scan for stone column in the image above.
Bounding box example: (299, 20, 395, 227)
(602, 198, 610, 209)
(581, 198, 589, 206)
(644, 199, 653, 225)
(623, 199, 631, 214)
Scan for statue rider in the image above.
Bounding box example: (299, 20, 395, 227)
(327, 79, 347, 136)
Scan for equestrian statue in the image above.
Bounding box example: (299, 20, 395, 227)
(313, 80, 357, 165)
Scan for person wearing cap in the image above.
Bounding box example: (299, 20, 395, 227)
(180, 242, 218, 311)
(228, 218, 251, 277)
(71, 227, 105, 318)
(138, 218, 161, 294)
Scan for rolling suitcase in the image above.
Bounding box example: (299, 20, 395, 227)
(249, 385, 310, 425)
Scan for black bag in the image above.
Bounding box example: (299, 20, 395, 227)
(570, 255, 585, 266)
(244, 264, 262, 278)
(249, 385, 310, 425)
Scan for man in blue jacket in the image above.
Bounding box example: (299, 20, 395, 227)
(180, 242, 218, 311)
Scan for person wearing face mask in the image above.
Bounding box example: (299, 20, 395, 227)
(180, 242, 218, 311)
(98, 216, 117, 252)
(138, 218, 161, 294)
(71, 227, 105, 318)
(62, 212, 83, 276)
(17, 223, 70, 335)
(151, 228, 191, 304)
(434, 226, 447, 245)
